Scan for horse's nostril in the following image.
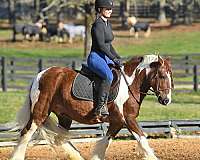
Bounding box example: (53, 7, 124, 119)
(163, 98, 169, 105)
(158, 97, 169, 105)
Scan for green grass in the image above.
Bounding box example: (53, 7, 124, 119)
(115, 31, 200, 56)
(0, 91, 26, 123)
(0, 27, 200, 58)
(139, 92, 200, 121)
(0, 91, 199, 123)
(0, 47, 83, 58)
(0, 30, 10, 38)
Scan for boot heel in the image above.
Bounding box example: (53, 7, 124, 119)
(100, 105, 109, 116)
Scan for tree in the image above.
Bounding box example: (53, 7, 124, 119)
(84, 2, 95, 58)
(8, 0, 16, 26)
(158, 0, 167, 23)
(148, 0, 167, 23)
(38, 0, 95, 58)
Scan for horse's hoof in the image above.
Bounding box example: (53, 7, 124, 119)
(144, 155, 159, 160)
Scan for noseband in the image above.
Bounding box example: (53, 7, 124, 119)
(148, 70, 173, 96)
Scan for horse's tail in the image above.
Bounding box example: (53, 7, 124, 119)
(15, 67, 46, 131)
(16, 68, 50, 130)
(15, 81, 33, 130)
(37, 116, 74, 144)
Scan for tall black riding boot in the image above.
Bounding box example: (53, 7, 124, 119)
(94, 80, 110, 116)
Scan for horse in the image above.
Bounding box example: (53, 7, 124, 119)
(127, 17, 151, 39)
(10, 55, 173, 160)
(12, 20, 44, 42)
(63, 24, 85, 43)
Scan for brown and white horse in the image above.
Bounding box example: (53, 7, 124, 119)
(10, 55, 173, 160)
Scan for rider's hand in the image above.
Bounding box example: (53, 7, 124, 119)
(113, 58, 123, 68)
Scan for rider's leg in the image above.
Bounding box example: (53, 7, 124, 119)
(94, 79, 111, 116)
(87, 51, 113, 116)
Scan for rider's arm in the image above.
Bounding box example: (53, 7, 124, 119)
(93, 22, 116, 60)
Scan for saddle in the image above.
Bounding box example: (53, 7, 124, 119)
(72, 64, 121, 103)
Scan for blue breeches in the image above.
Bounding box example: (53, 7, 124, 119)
(87, 51, 114, 84)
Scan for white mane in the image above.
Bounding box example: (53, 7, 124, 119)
(137, 55, 159, 73)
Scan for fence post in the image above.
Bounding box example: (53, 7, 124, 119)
(193, 65, 198, 92)
(185, 55, 189, 74)
(1, 57, 7, 92)
(10, 58, 15, 81)
(38, 59, 43, 73)
(72, 61, 76, 70)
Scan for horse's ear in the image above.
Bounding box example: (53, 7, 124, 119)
(165, 57, 171, 63)
(150, 56, 163, 68)
(164, 57, 172, 70)
(158, 55, 164, 66)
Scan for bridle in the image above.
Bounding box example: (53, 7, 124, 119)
(147, 69, 173, 97)
(119, 67, 173, 103)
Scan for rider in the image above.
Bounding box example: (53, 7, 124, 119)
(87, 0, 122, 117)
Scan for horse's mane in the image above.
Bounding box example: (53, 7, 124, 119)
(136, 55, 159, 72)
(124, 55, 160, 76)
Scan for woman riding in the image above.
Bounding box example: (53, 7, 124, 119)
(87, 0, 122, 117)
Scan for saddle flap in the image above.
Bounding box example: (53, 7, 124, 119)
(72, 65, 121, 103)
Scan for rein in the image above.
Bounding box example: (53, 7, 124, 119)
(119, 68, 172, 100)
(119, 68, 153, 99)
(119, 69, 141, 104)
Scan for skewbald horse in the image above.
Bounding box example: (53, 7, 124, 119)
(10, 55, 173, 160)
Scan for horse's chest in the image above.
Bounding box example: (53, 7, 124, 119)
(114, 78, 130, 116)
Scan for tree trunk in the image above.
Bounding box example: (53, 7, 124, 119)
(133, 0, 138, 17)
(33, 0, 39, 13)
(84, 14, 93, 58)
(159, 0, 167, 23)
(39, 0, 47, 12)
(8, 0, 16, 26)
(125, 0, 130, 16)
(84, 2, 95, 58)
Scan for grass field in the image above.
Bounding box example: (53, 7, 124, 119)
(0, 91, 199, 123)
(0, 24, 200, 58)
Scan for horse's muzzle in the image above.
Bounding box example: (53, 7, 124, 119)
(158, 96, 169, 105)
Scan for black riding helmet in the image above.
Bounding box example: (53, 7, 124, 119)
(95, 0, 114, 13)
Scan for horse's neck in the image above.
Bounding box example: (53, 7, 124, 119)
(123, 58, 152, 103)
(128, 68, 150, 104)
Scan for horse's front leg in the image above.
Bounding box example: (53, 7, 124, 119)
(124, 100, 158, 160)
(91, 104, 124, 160)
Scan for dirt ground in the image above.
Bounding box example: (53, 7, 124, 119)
(1, 138, 200, 160)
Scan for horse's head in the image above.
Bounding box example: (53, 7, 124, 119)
(148, 56, 174, 105)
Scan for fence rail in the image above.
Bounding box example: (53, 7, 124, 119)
(111, 4, 200, 19)
(0, 55, 200, 92)
(0, 120, 200, 146)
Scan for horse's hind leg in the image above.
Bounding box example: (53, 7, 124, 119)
(10, 121, 38, 160)
(53, 114, 84, 160)
(57, 114, 72, 130)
